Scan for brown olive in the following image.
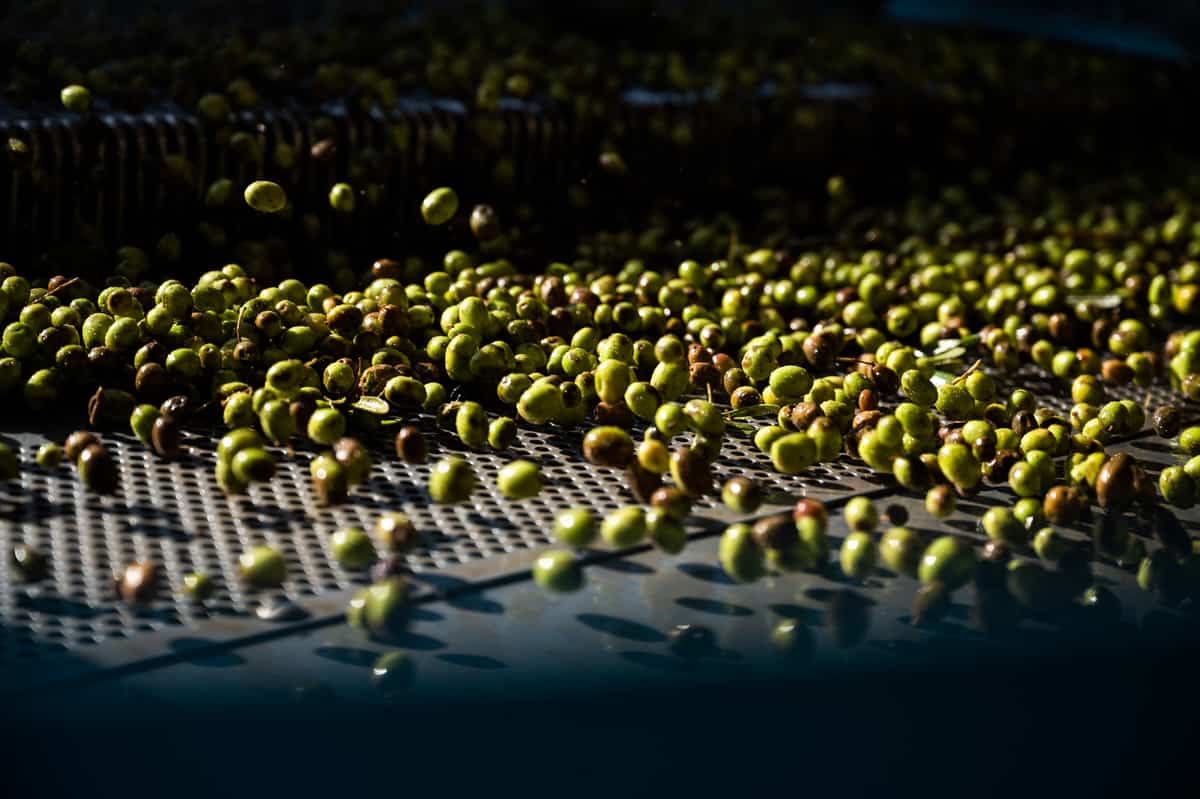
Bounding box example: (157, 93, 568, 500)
(911, 581, 951, 626)
(802, 332, 837, 369)
(10, 543, 49, 583)
(626, 460, 663, 504)
(592, 401, 634, 427)
(983, 450, 1019, 484)
(1152, 405, 1183, 439)
(395, 425, 428, 463)
(134, 362, 169, 400)
(289, 395, 319, 431)
(729, 385, 762, 409)
(374, 512, 419, 554)
(64, 430, 100, 461)
(470, 204, 500, 241)
(870, 365, 899, 395)
(857, 389, 878, 412)
(116, 560, 159, 605)
(582, 426, 635, 468)
(790, 401, 822, 430)
(1100, 359, 1132, 385)
(650, 485, 693, 521)
(159, 394, 194, 421)
(78, 443, 118, 494)
(151, 415, 182, 458)
(669, 447, 712, 497)
(852, 410, 882, 432)
(752, 513, 797, 550)
(1096, 453, 1137, 512)
(1043, 485, 1085, 526)
(688, 362, 720, 390)
(792, 498, 828, 529)
(1011, 411, 1038, 437)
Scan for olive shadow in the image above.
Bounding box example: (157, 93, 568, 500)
(674, 596, 754, 616)
(594, 559, 655, 575)
(677, 561, 732, 585)
(767, 603, 823, 624)
(386, 630, 446, 651)
(414, 573, 505, 614)
(577, 612, 666, 643)
(436, 653, 506, 669)
(313, 645, 380, 667)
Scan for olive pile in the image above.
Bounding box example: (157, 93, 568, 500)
(0, 7, 1196, 636)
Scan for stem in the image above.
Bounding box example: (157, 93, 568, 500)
(44, 277, 80, 298)
(952, 359, 983, 385)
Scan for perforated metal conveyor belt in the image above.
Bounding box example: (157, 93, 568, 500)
(1, 364, 1195, 694)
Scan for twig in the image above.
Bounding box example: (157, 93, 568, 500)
(952, 359, 983, 385)
(44, 277, 80, 298)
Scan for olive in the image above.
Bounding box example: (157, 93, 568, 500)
(911, 582, 951, 626)
(669, 446, 712, 497)
(182, 572, 215, 601)
(428, 457, 476, 504)
(1096, 453, 1139, 512)
(35, 442, 62, 470)
(793, 498, 829, 531)
(239, 545, 286, 588)
(650, 486, 693, 521)
(1042, 485, 1085, 525)
(554, 508, 597, 548)
(770, 620, 815, 662)
(918, 535, 976, 590)
(879, 527, 923, 577)
(371, 652, 416, 699)
(150, 415, 182, 458)
(116, 560, 159, 605)
(582, 426, 634, 468)
(332, 437, 371, 485)
(1152, 405, 1183, 439)
(497, 459, 544, 499)
(721, 477, 763, 515)
(646, 510, 687, 554)
(925, 484, 955, 518)
(360, 577, 411, 638)
(10, 543, 49, 583)
(528, 549, 583, 593)
(1159, 466, 1197, 509)
(331, 528, 377, 570)
(844, 497, 879, 533)
(395, 425, 429, 463)
(77, 443, 118, 494)
(718, 523, 766, 583)
(840, 532, 877, 580)
(601, 506, 647, 548)
(752, 513, 797, 550)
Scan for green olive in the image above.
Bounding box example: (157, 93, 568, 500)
(497, 459, 544, 499)
(238, 545, 286, 588)
(879, 527, 923, 577)
(601, 506, 647, 547)
(844, 496, 880, 533)
(375, 512, 419, 553)
(918, 535, 976, 589)
(553, 507, 597, 548)
(532, 549, 584, 593)
(331, 528, 377, 569)
(719, 523, 766, 583)
(646, 510, 687, 554)
(840, 531, 877, 580)
(244, 180, 287, 213)
(429, 457, 476, 504)
(980, 507, 1026, 547)
(421, 187, 459, 225)
(307, 407, 347, 445)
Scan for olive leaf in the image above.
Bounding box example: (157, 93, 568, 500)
(930, 370, 957, 387)
(350, 396, 390, 415)
(726, 420, 756, 435)
(725, 403, 780, 419)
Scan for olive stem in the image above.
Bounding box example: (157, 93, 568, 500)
(952, 359, 983, 385)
